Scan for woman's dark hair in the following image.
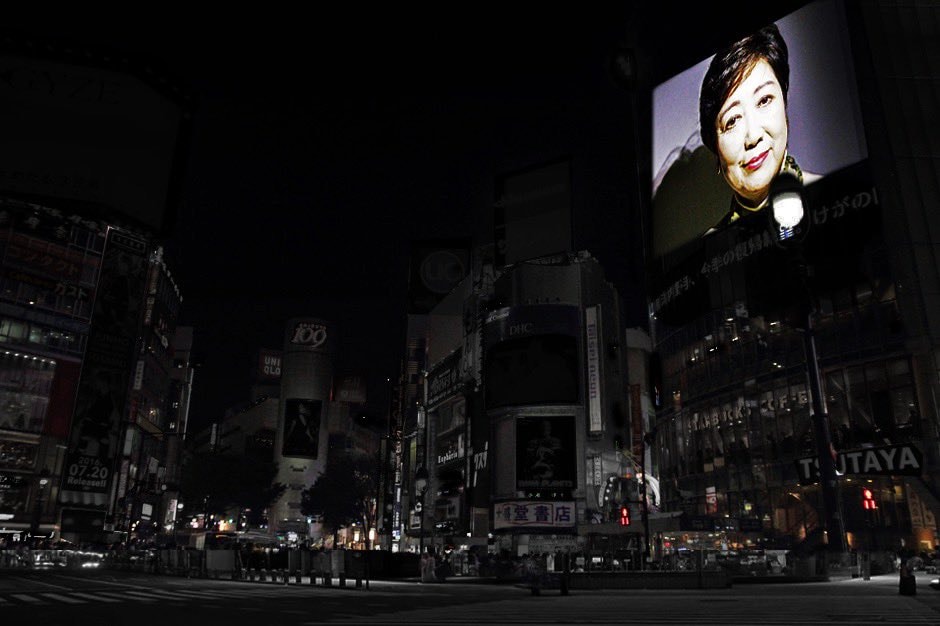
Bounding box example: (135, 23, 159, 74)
(699, 24, 789, 155)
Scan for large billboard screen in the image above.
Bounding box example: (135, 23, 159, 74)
(0, 54, 186, 234)
(494, 159, 572, 267)
(651, 0, 867, 263)
(282, 398, 323, 459)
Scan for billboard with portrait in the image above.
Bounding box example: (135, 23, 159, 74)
(281, 398, 323, 459)
(648, 0, 881, 324)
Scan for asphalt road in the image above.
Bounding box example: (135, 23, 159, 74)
(1, 569, 939, 625)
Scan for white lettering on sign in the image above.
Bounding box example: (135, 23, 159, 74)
(796, 444, 923, 483)
(586, 306, 602, 432)
(472, 441, 488, 488)
(290, 323, 327, 348)
(262, 355, 281, 376)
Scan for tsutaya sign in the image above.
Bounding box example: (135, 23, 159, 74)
(796, 444, 923, 485)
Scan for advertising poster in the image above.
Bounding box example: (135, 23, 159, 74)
(282, 398, 323, 459)
(515, 415, 576, 492)
(60, 229, 148, 508)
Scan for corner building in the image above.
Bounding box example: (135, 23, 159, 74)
(413, 251, 649, 559)
(646, 0, 940, 562)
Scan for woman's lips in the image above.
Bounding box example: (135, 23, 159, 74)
(744, 150, 770, 171)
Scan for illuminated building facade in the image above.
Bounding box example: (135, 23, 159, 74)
(645, 0, 940, 563)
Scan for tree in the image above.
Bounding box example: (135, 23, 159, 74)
(180, 453, 285, 528)
(301, 453, 378, 547)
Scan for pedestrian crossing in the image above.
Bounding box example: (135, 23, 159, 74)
(0, 585, 318, 607)
(322, 596, 940, 625)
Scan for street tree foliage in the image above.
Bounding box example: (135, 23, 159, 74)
(301, 453, 378, 544)
(180, 453, 285, 526)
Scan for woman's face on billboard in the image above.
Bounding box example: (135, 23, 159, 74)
(715, 58, 788, 206)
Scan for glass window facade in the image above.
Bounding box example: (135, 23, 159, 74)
(0, 351, 56, 433)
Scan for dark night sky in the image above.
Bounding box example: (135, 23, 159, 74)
(9, 4, 807, 431)
(168, 8, 638, 429)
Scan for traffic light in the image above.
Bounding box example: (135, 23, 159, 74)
(619, 505, 631, 527)
(862, 488, 878, 510)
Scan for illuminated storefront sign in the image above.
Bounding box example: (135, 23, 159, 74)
(493, 500, 576, 530)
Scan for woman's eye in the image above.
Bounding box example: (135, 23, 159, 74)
(721, 115, 740, 132)
(757, 94, 774, 107)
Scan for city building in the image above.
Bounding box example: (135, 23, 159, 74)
(398, 246, 650, 561)
(645, 0, 940, 567)
(0, 35, 191, 544)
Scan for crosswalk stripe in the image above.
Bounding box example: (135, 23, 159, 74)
(156, 589, 232, 599)
(95, 591, 156, 603)
(39, 593, 86, 604)
(70, 592, 123, 603)
(121, 590, 197, 601)
(10, 594, 43, 604)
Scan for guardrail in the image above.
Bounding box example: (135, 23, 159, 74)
(1, 547, 419, 590)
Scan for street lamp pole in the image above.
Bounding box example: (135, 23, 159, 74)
(770, 174, 846, 560)
(30, 469, 51, 543)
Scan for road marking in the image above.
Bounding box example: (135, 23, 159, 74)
(120, 589, 199, 601)
(70, 592, 123, 603)
(154, 589, 232, 599)
(95, 591, 156, 603)
(40, 593, 86, 604)
(9, 575, 73, 591)
(10, 593, 44, 604)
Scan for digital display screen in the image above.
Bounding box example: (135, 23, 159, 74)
(484, 334, 579, 408)
(650, 0, 867, 263)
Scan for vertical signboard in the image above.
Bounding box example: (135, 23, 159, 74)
(630, 384, 644, 462)
(60, 229, 148, 508)
(585, 306, 602, 433)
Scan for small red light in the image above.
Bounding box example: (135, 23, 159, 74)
(619, 506, 631, 527)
